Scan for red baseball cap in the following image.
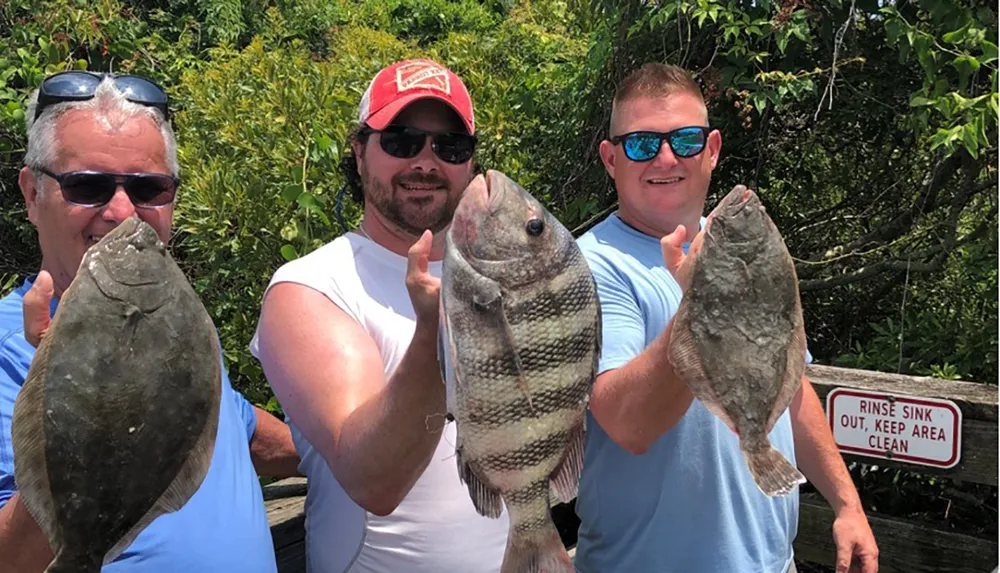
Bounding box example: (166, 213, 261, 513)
(358, 59, 475, 135)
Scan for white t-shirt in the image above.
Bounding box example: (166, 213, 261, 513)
(250, 233, 509, 573)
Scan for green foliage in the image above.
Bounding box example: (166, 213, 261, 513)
(1, 0, 996, 405)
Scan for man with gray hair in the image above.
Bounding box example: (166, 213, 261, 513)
(0, 71, 300, 572)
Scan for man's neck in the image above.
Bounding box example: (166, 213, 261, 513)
(617, 210, 702, 244)
(357, 212, 447, 261)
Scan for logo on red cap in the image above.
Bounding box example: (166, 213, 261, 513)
(395, 61, 451, 94)
(359, 59, 475, 135)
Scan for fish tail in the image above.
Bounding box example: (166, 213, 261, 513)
(500, 518, 575, 573)
(743, 439, 806, 497)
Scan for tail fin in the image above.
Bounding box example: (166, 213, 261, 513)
(743, 440, 806, 497)
(501, 519, 575, 573)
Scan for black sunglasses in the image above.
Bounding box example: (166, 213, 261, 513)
(362, 125, 476, 165)
(34, 71, 170, 121)
(37, 167, 179, 208)
(610, 126, 712, 162)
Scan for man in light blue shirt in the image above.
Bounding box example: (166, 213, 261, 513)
(574, 63, 878, 573)
(0, 71, 300, 572)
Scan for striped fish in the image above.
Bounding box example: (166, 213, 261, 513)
(439, 170, 601, 573)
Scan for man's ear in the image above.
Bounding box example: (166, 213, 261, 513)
(19, 166, 41, 225)
(352, 138, 365, 176)
(707, 129, 722, 170)
(598, 139, 617, 180)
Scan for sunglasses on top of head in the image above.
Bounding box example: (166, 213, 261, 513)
(34, 70, 170, 121)
(36, 167, 179, 209)
(361, 125, 476, 165)
(610, 126, 712, 162)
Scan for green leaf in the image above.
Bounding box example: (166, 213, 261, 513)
(942, 23, 970, 44)
(952, 55, 981, 88)
(281, 183, 301, 203)
(909, 95, 934, 107)
(280, 245, 298, 261)
(981, 41, 998, 65)
(990, 93, 999, 117)
(297, 192, 317, 209)
(962, 123, 979, 159)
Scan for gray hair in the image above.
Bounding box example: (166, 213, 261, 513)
(23, 76, 180, 181)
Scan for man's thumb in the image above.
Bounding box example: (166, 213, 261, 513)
(660, 224, 687, 276)
(23, 271, 54, 348)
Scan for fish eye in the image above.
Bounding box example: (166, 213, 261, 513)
(526, 218, 544, 237)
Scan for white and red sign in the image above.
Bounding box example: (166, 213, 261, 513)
(826, 387, 962, 469)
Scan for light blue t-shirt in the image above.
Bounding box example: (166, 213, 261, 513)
(574, 213, 803, 573)
(0, 276, 278, 572)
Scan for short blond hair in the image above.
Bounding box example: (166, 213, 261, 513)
(610, 63, 707, 134)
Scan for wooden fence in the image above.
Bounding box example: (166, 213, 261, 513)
(263, 364, 998, 572)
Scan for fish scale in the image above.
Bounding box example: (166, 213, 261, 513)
(440, 170, 600, 573)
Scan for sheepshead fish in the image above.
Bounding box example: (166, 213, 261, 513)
(12, 217, 221, 572)
(439, 170, 601, 573)
(668, 185, 808, 497)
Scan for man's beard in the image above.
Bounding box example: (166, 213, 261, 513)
(361, 164, 467, 236)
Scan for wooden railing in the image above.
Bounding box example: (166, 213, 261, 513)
(263, 364, 998, 572)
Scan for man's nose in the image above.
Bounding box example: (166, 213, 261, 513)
(651, 140, 679, 167)
(409, 136, 440, 171)
(100, 187, 137, 223)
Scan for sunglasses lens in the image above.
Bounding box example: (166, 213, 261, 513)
(126, 174, 177, 206)
(42, 71, 101, 98)
(115, 75, 169, 107)
(380, 128, 426, 159)
(433, 133, 475, 164)
(59, 172, 117, 206)
(670, 127, 707, 158)
(623, 133, 662, 162)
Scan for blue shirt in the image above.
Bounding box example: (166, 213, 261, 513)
(0, 276, 278, 572)
(574, 213, 802, 573)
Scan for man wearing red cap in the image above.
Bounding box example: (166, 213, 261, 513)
(250, 59, 508, 572)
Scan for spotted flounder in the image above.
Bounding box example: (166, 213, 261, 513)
(668, 185, 807, 497)
(12, 217, 221, 572)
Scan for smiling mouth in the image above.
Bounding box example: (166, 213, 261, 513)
(647, 177, 684, 185)
(399, 183, 445, 192)
(86, 234, 105, 247)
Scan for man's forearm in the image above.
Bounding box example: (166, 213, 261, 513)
(335, 324, 447, 514)
(0, 493, 53, 573)
(588, 324, 694, 455)
(249, 406, 302, 479)
(791, 377, 864, 514)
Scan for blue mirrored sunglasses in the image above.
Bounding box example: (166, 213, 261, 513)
(610, 126, 711, 162)
(34, 71, 170, 121)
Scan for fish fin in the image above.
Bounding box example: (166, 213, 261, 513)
(457, 449, 505, 519)
(501, 518, 575, 573)
(43, 552, 101, 573)
(667, 304, 738, 433)
(12, 349, 61, 552)
(765, 321, 807, 434)
(742, 439, 806, 497)
(549, 419, 584, 504)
